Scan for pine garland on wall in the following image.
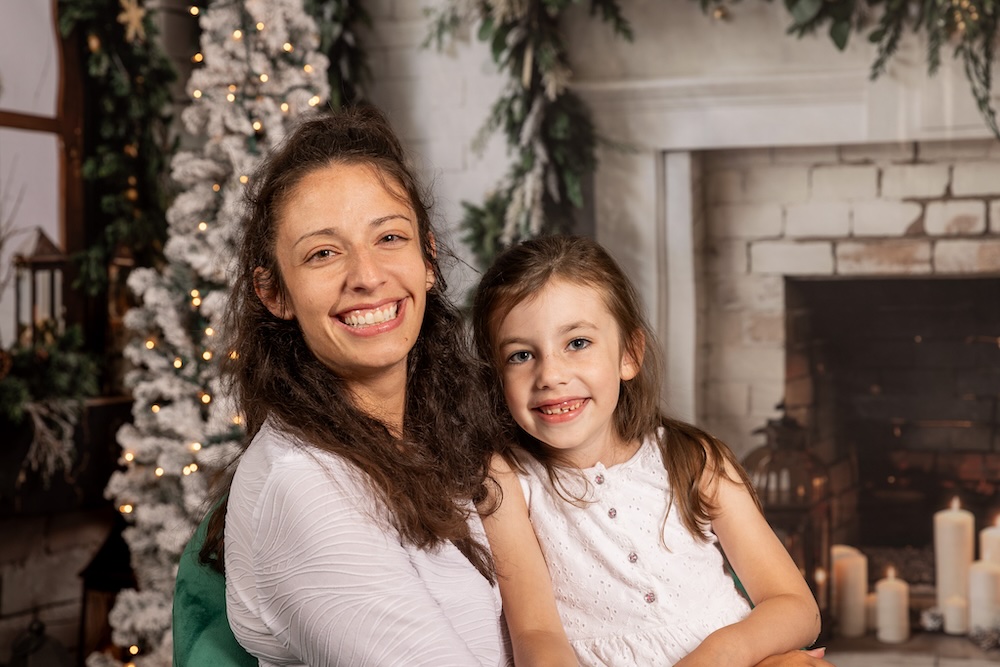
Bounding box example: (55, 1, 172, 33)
(57, 0, 177, 296)
(431, 0, 999, 270)
(92, 1, 367, 665)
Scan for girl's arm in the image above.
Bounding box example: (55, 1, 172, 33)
(675, 458, 821, 667)
(480, 454, 580, 667)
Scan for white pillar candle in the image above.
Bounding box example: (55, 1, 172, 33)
(943, 595, 969, 635)
(837, 551, 868, 638)
(934, 497, 974, 607)
(980, 517, 1000, 564)
(969, 560, 1000, 631)
(831, 544, 861, 621)
(876, 567, 909, 643)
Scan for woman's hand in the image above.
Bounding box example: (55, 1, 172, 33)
(754, 647, 833, 667)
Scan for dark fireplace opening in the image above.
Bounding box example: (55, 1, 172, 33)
(785, 277, 1000, 562)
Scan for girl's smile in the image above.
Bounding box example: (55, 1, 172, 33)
(495, 279, 640, 468)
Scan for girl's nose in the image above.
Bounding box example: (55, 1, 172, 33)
(535, 353, 568, 389)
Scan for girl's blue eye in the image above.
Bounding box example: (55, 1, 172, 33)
(506, 350, 533, 365)
(568, 338, 591, 351)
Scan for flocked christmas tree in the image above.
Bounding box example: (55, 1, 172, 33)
(92, 1, 344, 664)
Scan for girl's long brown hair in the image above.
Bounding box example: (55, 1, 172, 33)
(471, 235, 760, 541)
(200, 104, 501, 579)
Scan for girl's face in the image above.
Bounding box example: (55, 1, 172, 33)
(494, 278, 640, 468)
(258, 162, 434, 395)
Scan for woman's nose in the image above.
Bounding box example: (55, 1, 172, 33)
(345, 248, 386, 291)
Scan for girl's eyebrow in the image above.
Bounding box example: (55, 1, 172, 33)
(498, 321, 599, 348)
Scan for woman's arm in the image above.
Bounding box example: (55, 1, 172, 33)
(675, 458, 821, 667)
(480, 454, 579, 667)
(226, 454, 501, 666)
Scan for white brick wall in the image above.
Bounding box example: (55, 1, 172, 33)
(699, 139, 1000, 444)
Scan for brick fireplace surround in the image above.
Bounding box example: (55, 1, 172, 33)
(576, 59, 1000, 661)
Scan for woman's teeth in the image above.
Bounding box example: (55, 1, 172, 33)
(342, 303, 398, 327)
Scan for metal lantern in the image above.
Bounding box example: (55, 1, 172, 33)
(8, 620, 74, 667)
(743, 414, 832, 623)
(13, 228, 67, 345)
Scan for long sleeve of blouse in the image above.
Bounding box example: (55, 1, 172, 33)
(225, 424, 508, 667)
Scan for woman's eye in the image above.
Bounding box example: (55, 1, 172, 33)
(381, 233, 407, 244)
(568, 338, 591, 351)
(506, 350, 533, 365)
(307, 249, 335, 262)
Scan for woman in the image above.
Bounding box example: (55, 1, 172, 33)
(210, 104, 509, 666)
(184, 104, 833, 667)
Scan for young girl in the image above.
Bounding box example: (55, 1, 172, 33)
(471, 235, 822, 667)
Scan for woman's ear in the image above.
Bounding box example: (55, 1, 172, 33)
(254, 267, 294, 320)
(424, 232, 437, 291)
(620, 330, 645, 382)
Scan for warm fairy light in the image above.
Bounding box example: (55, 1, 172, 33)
(280, 102, 290, 112)
(232, 29, 243, 39)
(155, 467, 164, 477)
(192, 52, 203, 63)
(192, 89, 202, 99)
(256, 21, 264, 30)
(124, 452, 135, 462)
(128, 175, 137, 186)
(198, 222, 208, 231)
(151, 404, 160, 413)
(259, 73, 269, 83)
(192, 297, 202, 307)
(212, 183, 221, 192)
(189, 463, 199, 472)
(120, 504, 133, 514)
(252, 120, 263, 131)
(129, 645, 140, 656)
(173, 357, 183, 369)
(232, 415, 242, 425)
(190, 289, 200, 298)
(303, 63, 314, 73)
(183, 466, 192, 476)
(202, 351, 213, 361)
(201, 393, 212, 404)
(145, 339, 155, 349)
(227, 93, 236, 103)
(229, 350, 239, 360)
(228, 84, 237, 92)
(239, 174, 249, 184)
(282, 42, 293, 52)
(189, 6, 199, 15)
(190, 442, 202, 452)
(308, 95, 321, 107)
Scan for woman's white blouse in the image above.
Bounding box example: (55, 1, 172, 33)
(225, 421, 511, 666)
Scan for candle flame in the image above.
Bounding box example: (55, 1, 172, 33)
(887, 566, 896, 579)
(951, 496, 961, 511)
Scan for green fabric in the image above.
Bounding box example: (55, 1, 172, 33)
(173, 508, 257, 667)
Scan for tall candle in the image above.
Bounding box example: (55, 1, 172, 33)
(934, 497, 974, 607)
(831, 544, 861, 622)
(876, 567, 909, 643)
(980, 517, 1000, 564)
(969, 560, 1000, 631)
(837, 551, 868, 638)
(943, 595, 969, 635)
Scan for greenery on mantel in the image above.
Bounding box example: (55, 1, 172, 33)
(429, 0, 998, 269)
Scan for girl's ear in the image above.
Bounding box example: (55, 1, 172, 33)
(254, 267, 294, 320)
(620, 330, 645, 381)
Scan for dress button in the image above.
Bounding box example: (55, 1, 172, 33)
(608, 508, 617, 519)
(628, 552, 638, 563)
(644, 592, 656, 604)
(595, 474, 605, 485)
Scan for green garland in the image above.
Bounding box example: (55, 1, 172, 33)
(306, 0, 372, 107)
(431, 0, 999, 270)
(58, 0, 178, 297)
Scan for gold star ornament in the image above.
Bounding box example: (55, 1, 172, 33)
(117, 0, 147, 43)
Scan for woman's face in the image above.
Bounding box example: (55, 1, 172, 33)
(259, 162, 434, 393)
